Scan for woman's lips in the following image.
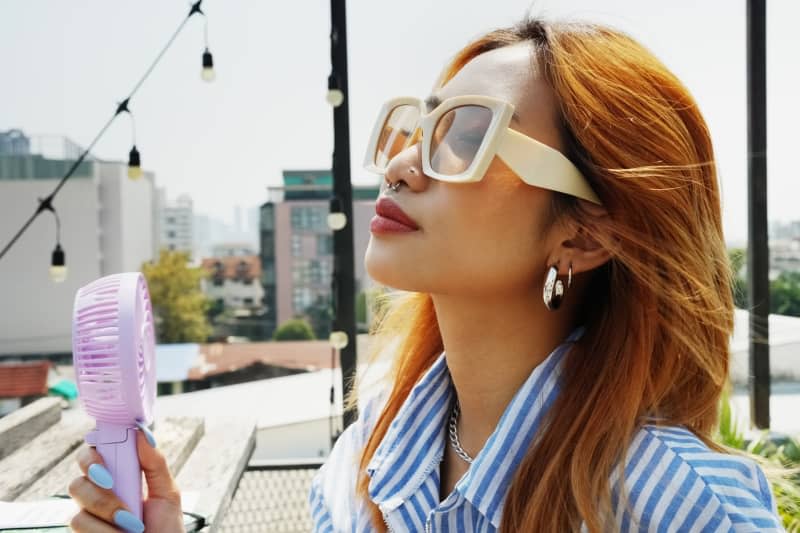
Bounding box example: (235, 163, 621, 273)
(372, 197, 420, 233)
(370, 215, 418, 233)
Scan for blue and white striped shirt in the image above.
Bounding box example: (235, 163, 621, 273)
(309, 327, 784, 531)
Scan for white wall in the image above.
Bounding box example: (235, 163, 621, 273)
(0, 162, 157, 355)
(97, 163, 155, 274)
(730, 309, 800, 384)
(254, 418, 338, 460)
(0, 176, 102, 354)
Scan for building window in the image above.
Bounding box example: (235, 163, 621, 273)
(292, 286, 312, 313)
(167, 230, 176, 238)
(291, 206, 327, 232)
(310, 260, 322, 285)
(320, 259, 332, 285)
(261, 233, 275, 259)
(317, 234, 333, 255)
(260, 205, 274, 230)
(262, 262, 275, 285)
(310, 207, 323, 230)
(235, 260, 252, 284)
(290, 207, 306, 230)
(213, 261, 225, 286)
(291, 234, 303, 257)
(292, 259, 310, 285)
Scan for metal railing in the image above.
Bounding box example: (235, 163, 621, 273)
(219, 459, 324, 533)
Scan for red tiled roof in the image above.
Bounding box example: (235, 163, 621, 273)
(188, 340, 338, 380)
(0, 361, 50, 398)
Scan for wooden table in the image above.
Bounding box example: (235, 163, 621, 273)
(0, 397, 256, 532)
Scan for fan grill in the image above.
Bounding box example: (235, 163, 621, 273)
(73, 273, 155, 424)
(74, 277, 125, 413)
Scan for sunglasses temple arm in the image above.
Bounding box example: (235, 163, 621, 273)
(497, 128, 602, 205)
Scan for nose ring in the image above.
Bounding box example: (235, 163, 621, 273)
(385, 180, 402, 192)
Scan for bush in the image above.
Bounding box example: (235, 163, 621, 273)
(272, 318, 316, 341)
(715, 391, 800, 531)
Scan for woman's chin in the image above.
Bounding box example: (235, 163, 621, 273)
(365, 259, 418, 292)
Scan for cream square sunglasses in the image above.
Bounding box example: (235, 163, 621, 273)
(363, 94, 602, 205)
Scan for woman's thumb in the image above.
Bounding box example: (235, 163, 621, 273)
(135, 426, 181, 504)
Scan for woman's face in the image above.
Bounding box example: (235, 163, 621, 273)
(365, 42, 569, 297)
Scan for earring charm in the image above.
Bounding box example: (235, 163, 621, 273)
(543, 261, 572, 311)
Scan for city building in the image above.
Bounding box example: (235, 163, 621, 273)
(156, 190, 194, 259)
(0, 129, 31, 155)
(211, 242, 257, 258)
(260, 170, 380, 339)
(769, 220, 800, 277)
(199, 244, 266, 341)
(200, 254, 264, 310)
(0, 130, 157, 356)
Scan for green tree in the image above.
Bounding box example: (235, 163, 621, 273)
(304, 295, 333, 340)
(771, 271, 800, 316)
(141, 249, 212, 343)
(728, 247, 800, 317)
(272, 317, 316, 341)
(729, 247, 748, 309)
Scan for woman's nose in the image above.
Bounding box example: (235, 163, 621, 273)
(384, 143, 429, 192)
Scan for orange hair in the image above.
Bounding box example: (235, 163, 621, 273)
(356, 17, 733, 532)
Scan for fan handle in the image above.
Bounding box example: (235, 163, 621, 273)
(87, 421, 143, 521)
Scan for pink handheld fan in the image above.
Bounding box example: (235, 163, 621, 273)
(72, 272, 156, 521)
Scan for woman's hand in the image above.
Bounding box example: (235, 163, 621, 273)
(68, 427, 185, 532)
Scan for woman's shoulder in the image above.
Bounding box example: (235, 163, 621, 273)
(308, 390, 388, 531)
(613, 423, 784, 531)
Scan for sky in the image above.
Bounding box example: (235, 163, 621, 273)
(1, 0, 798, 245)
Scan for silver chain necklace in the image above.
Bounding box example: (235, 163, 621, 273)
(448, 400, 474, 464)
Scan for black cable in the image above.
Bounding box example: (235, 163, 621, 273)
(0, 0, 206, 263)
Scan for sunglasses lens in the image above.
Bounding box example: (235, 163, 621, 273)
(430, 105, 492, 177)
(374, 104, 420, 169)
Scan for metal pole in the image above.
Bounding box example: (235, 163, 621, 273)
(330, 0, 358, 430)
(746, 0, 770, 429)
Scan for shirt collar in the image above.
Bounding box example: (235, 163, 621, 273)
(366, 325, 585, 525)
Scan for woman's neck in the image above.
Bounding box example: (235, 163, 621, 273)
(430, 287, 577, 458)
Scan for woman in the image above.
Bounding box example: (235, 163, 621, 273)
(309, 17, 784, 533)
(65, 16, 782, 533)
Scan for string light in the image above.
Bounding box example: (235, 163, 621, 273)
(202, 48, 215, 82)
(326, 73, 344, 107)
(124, 106, 142, 180)
(0, 0, 212, 266)
(201, 14, 215, 82)
(38, 197, 67, 283)
(329, 331, 348, 350)
(327, 196, 347, 230)
(128, 146, 142, 180)
(51, 244, 67, 283)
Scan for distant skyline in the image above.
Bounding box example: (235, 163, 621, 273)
(1, 1, 798, 244)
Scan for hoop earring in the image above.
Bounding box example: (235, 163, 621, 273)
(543, 261, 572, 311)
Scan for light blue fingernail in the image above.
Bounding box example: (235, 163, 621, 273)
(87, 463, 113, 490)
(135, 420, 157, 448)
(113, 509, 145, 533)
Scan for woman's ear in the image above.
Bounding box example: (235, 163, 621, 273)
(552, 199, 613, 275)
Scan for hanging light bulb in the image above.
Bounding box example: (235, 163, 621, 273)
(128, 145, 142, 180)
(202, 48, 216, 82)
(329, 330, 348, 350)
(50, 244, 67, 283)
(327, 196, 347, 230)
(326, 73, 344, 107)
